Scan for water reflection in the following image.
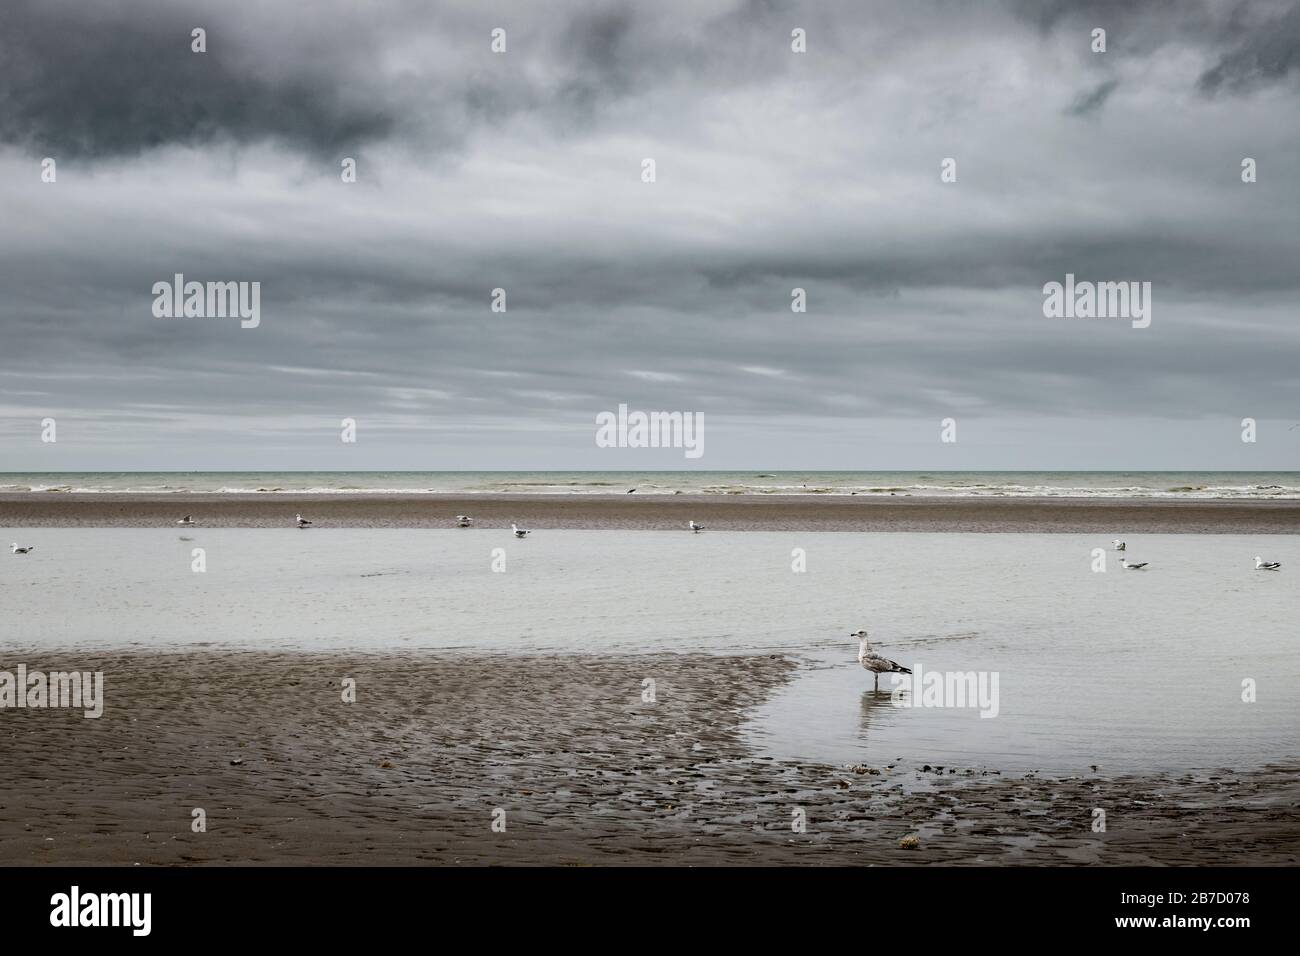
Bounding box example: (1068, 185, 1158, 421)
(858, 687, 906, 739)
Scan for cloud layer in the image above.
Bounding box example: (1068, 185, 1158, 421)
(2, 0, 1298, 469)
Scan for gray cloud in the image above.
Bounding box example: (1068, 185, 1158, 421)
(1, 0, 1299, 470)
(1198, 3, 1300, 94)
(1067, 79, 1120, 116)
(0, 0, 397, 159)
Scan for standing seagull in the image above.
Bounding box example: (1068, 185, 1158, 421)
(295, 513, 313, 528)
(456, 515, 473, 527)
(1112, 539, 1126, 551)
(1120, 557, 1148, 570)
(10, 543, 34, 554)
(851, 629, 912, 691)
(1255, 556, 1281, 571)
(688, 520, 704, 533)
(511, 523, 530, 538)
(177, 515, 194, 526)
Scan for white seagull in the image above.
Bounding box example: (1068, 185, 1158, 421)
(11, 542, 34, 554)
(1120, 557, 1148, 570)
(511, 523, 530, 538)
(295, 513, 313, 528)
(456, 515, 473, 527)
(177, 515, 194, 526)
(1255, 556, 1281, 571)
(1112, 539, 1126, 551)
(852, 629, 912, 691)
(688, 520, 703, 533)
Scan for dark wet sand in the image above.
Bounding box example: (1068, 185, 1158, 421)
(3, 492, 1300, 532)
(1, 650, 1295, 866)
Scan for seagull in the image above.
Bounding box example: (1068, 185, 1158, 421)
(1255, 556, 1281, 571)
(852, 629, 912, 691)
(688, 520, 703, 533)
(295, 513, 313, 528)
(10, 543, 34, 554)
(511, 523, 530, 538)
(1112, 539, 1126, 551)
(1120, 558, 1148, 570)
(177, 515, 194, 526)
(456, 515, 473, 527)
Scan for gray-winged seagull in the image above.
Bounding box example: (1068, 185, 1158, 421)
(852, 629, 912, 691)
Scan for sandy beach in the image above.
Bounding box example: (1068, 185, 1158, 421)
(3, 492, 1300, 532)
(4, 492, 1296, 866)
(1, 649, 1295, 866)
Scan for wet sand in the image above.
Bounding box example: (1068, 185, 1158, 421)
(1, 650, 1295, 866)
(3, 492, 1300, 532)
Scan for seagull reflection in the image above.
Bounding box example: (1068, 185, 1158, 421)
(859, 684, 902, 732)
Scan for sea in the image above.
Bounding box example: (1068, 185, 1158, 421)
(2, 470, 1300, 498)
(2, 526, 1295, 774)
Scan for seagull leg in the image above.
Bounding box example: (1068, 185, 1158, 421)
(874, 672, 879, 692)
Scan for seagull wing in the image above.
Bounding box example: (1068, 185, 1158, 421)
(865, 652, 912, 674)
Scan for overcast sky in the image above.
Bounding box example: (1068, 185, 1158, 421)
(1, 0, 1298, 471)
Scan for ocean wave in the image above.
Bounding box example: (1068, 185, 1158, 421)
(3, 475, 1299, 499)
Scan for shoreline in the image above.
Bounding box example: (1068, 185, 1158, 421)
(3, 492, 1300, 532)
(2, 648, 1295, 866)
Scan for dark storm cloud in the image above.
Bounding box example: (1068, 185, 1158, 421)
(0, 0, 794, 161)
(0, 0, 396, 158)
(1198, 3, 1300, 94)
(1013, 0, 1300, 98)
